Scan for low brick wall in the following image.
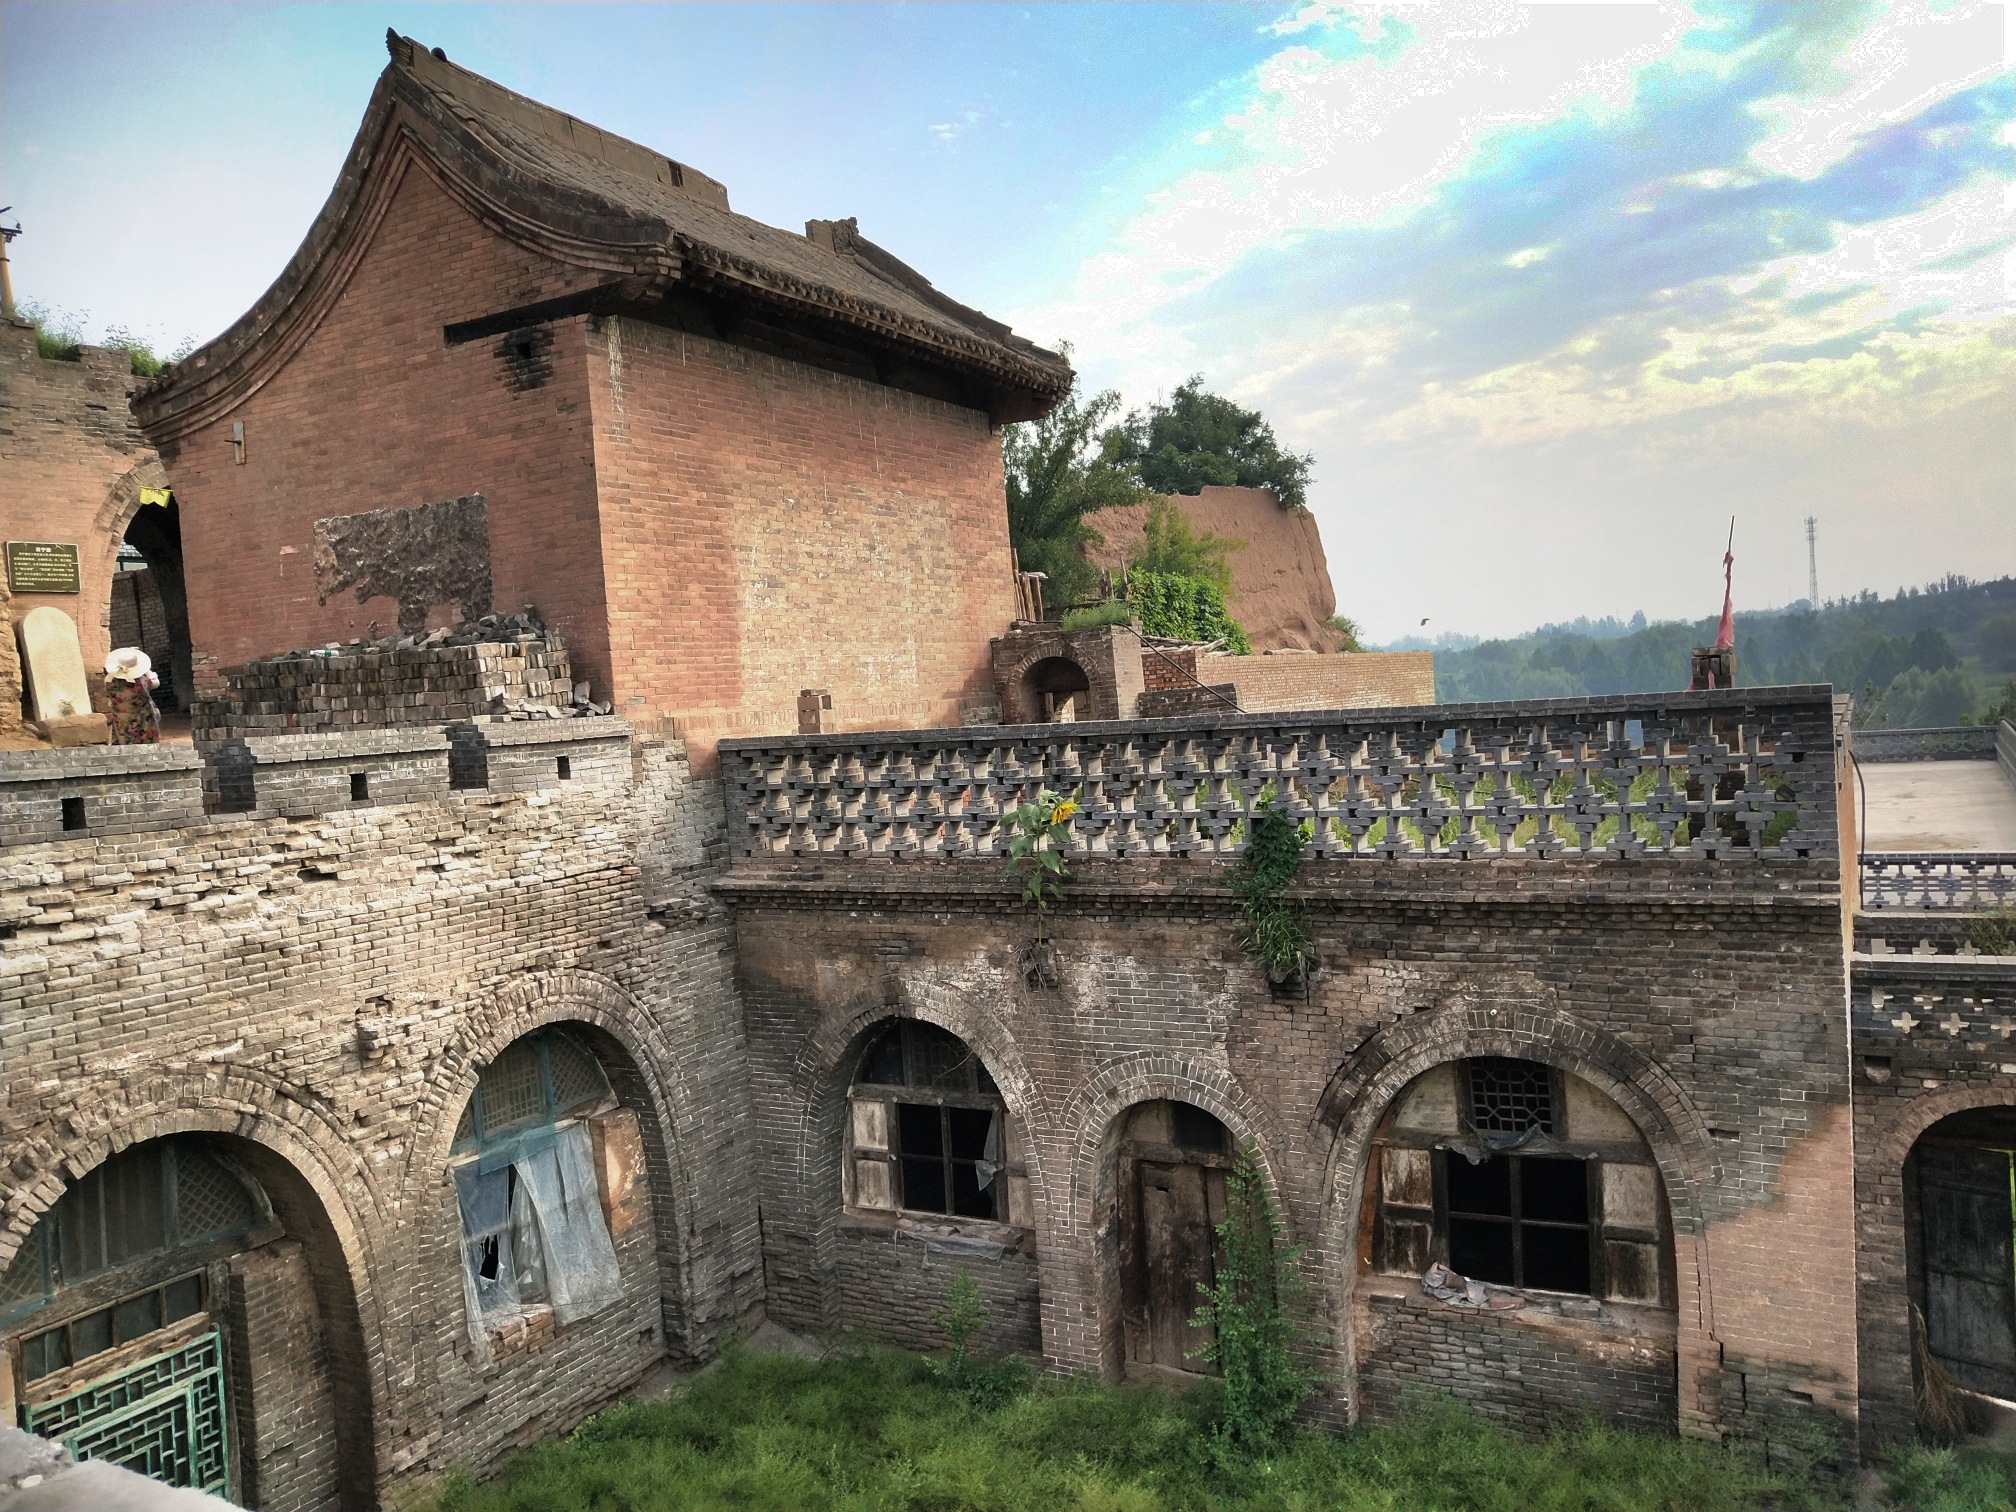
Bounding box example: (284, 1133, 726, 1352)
(1852, 726, 1995, 762)
(829, 1222, 1042, 1356)
(449, 717, 633, 795)
(199, 728, 451, 817)
(192, 638, 574, 740)
(1, 745, 206, 845)
(1197, 649, 1435, 712)
(1357, 1284, 1677, 1434)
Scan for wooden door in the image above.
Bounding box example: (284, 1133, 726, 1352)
(1136, 1161, 1228, 1371)
(1919, 1143, 2016, 1399)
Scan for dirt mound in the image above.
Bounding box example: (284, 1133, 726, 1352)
(1084, 486, 1342, 652)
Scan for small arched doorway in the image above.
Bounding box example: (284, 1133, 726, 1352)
(1907, 1106, 2016, 1404)
(1114, 1100, 1235, 1377)
(1021, 656, 1091, 724)
(116, 490, 193, 716)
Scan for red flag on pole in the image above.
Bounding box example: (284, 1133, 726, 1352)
(1714, 518, 1735, 651)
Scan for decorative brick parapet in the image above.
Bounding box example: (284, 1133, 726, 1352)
(0, 745, 207, 845)
(1859, 852, 2016, 911)
(721, 686, 1841, 864)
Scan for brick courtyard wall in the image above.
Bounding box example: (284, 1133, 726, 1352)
(0, 319, 168, 724)
(147, 168, 615, 702)
(580, 317, 1017, 763)
(721, 689, 1860, 1454)
(0, 730, 762, 1509)
(1196, 650, 1435, 711)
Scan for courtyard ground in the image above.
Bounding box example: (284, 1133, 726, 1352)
(422, 1339, 2016, 1512)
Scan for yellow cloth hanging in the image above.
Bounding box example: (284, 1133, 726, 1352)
(138, 487, 173, 508)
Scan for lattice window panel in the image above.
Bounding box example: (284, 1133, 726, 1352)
(1, 1234, 48, 1310)
(480, 1041, 545, 1134)
(548, 1034, 610, 1115)
(174, 1150, 259, 1243)
(453, 1100, 477, 1148)
(27, 1330, 230, 1497)
(1467, 1059, 1555, 1135)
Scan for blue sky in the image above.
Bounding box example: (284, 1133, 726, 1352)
(4, 2, 2010, 642)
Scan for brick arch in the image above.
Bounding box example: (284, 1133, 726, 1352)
(1857, 1083, 2016, 1450)
(1056, 1051, 1292, 1238)
(414, 967, 707, 1358)
(0, 1074, 384, 1509)
(792, 988, 1052, 1214)
(1314, 1004, 1718, 1425)
(57, 456, 174, 711)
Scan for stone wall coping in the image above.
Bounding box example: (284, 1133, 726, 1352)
(719, 683, 1838, 754)
(1850, 956, 2016, 983)
(460, 716, 633, 748)
(205, 727, 452, 762)
(1852, 725, 1997, 762)
(0, 744, 207, 782)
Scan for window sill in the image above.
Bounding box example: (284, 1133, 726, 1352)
(839, 1209, 1034, 1253)
(1362, 1272, 1676, 1337)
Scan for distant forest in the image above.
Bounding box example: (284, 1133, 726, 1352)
(1398, 575, 2014, 728)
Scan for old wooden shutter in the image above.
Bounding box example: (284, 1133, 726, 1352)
(1920, 1143, 2016, 1399)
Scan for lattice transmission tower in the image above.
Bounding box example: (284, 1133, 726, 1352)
(1805, 516, 1819, 609)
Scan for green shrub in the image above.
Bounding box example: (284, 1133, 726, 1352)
(925, 1272, 1031, 1410)
(1060, 601, 1136, 630)
(1130, 571, 1251, 653)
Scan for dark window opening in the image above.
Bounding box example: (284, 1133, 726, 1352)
(515, 341, 534, 360)
(350, 772, 369, 802)
(557, 755, 572, 781)
(60, 796, 86, 831)
(1444, 1150, 1592, 1294)
(852, 1021, 1006, 1221)
(19, 1271, 210, 1381)
(1172, 1101, 1230, 1155)
(893, 1102, 999, 1220)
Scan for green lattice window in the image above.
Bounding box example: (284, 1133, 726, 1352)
(1, 1141, 265, 1326)
(25, 1328, 230, 1496)
(453, 1030, 612, 1151)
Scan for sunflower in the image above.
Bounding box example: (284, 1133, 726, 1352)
(1049, 799, 1079, 825)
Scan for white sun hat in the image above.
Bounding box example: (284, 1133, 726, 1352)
(105, 647, 153, 682)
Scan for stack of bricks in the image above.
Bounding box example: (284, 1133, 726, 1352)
(192, 638, 574, 740)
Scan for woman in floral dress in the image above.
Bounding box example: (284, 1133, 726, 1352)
(104, 647, 161, 744)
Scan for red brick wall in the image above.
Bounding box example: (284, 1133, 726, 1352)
(0, 321, 162, 727)
(1200, 649, 1434, 711)
(583, 317, 1016, 763)
(158, 164, 613, 697)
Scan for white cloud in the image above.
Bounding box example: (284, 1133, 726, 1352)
(1745, 0, 2007, 180)
(1504, 245, 1551, 268)
(1010, 1, 1692, 389)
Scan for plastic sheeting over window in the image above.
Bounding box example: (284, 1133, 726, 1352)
(453, 1120, 621, 1356)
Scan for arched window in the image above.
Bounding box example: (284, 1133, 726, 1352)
(1, 1139, 269, 1381)
(1371, 1057, 1669, 1304)
(449, 1030, 623, 1338)
(848, 1021, 1010, 1221)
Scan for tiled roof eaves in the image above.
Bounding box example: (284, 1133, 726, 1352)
(676, 238, 1069, 400)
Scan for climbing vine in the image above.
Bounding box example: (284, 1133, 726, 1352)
(1234, 795, 1315, 984)
(1189, 1141, 1316, 1464)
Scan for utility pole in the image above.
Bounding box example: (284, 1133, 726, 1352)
(1804, 515, 1819, 609)
(0, 209, 18, 319)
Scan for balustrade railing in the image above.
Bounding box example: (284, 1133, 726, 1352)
(1860, 853, 2016, 912)
(721, 690, 1840, 864)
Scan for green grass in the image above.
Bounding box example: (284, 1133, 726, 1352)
(1059, 602, 1137, 631)
(422, 1343, 1905, 1512)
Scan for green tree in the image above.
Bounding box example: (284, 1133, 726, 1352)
(1128, 498, 1245, 592)
(1130, 572, 1252, 653)
(1106, 376, 1314, 509)
(1003, 362, 1148, 605)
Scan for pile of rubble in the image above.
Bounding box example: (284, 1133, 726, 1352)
(193, 609, 611, 740)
